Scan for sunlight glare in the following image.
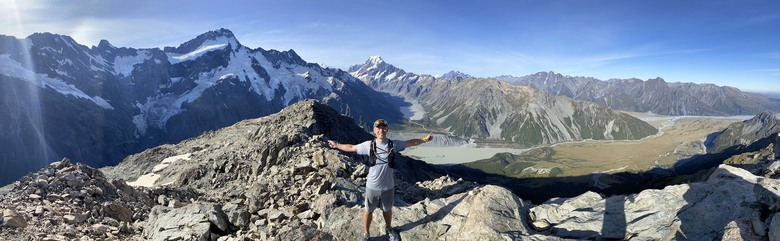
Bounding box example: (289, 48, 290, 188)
(4, 0, 57, 167)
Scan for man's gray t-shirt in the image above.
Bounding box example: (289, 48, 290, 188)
(356, 139, 406, 191)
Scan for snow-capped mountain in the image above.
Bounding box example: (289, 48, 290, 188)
(0, 29, 401, 185)
(438, 70, 472, 81)
(350, 57, 657, 144)
(347, 56, 449, 100)
(497, 72, 780, 116)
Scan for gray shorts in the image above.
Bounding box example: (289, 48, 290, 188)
(365, 188, 394, 212)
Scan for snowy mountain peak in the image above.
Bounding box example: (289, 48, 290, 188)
(164, 28, 242, 64)
(97, 40, 116, 49)
(439, 70, 471, 81)
(348, 56, 409, 83)
(167, 28, 241, 55)
(192, 28, 237, 42)
(367, 56, 385, 65)
(285, 49, 305, 64)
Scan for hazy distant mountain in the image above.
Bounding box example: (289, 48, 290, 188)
(438, 70, 472, 81)
(0, 29, 401, 185)
(497, 72, 780, 116)
(350, 57, 657, 145)
(750, 91, 780, 100)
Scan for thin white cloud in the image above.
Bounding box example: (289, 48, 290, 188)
(755, 69, 780, 76)
(758, 52, 780, 59)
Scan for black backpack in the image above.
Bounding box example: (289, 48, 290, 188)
(369, 139, 395, 168)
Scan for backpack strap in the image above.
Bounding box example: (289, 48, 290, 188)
(369, 139, 377, 166)
(387, 139, 395, 168)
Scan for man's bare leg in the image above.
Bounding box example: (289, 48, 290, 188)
(383, 210, 392, 230)
(364, 210, 372, 236)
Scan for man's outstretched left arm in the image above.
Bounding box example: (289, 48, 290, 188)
(405, 132, 434, 148)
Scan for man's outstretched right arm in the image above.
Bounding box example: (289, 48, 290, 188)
(328, 140, 357, 152)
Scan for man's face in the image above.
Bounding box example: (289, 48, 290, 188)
(374, 125, 388, 138)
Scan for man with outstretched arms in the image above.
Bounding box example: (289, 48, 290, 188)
(327, 119, 433, 241)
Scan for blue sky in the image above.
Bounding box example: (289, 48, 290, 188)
(2, 0, 779, 92)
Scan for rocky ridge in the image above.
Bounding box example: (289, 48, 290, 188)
(708, 111, 780, 153)
(2, 100, 780, 240)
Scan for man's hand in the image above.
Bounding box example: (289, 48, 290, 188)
(328, 140, 357, 152)
(407, 133, 434, 148)
(423, 132, 434, 142)
(327, 140, 338, 149)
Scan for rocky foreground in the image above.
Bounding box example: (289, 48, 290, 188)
(1, 100, 780, 240)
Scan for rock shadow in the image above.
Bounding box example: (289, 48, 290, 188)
(676, 166, 779, 240)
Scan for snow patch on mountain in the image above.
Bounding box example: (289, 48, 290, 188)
(251, 50, 333, 104)
(113, 50, 152, 77)
(132, 114, 147, 136)
(57, 35, 79, 52)
(0, 54, 113, 109)
(219, 73, 236, 80)
(125, 152, 189, 187)
(41, 46, 63, 54)
(86, 52, 110, 73)
(166, 36, 239, 64)
(167, 43, 227, 64)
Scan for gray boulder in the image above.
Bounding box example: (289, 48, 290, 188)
(322, 185, 532, 240)
(143, 203, 230, 241)
(529, 165, 778, 240)
(2, 209, 26, 228)
(102, 202, 133, 222)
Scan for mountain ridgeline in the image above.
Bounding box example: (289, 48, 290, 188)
(497, 72, 780, 116)
(0, 29, 402, 185)
(707, 111, 780, 153)
(349, 57, 658, 146)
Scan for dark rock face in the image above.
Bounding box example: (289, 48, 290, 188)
(498, 71, 780, 116)
(0, 29, 402, 186)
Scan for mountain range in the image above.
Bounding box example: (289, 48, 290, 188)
(349, 57, 658, 146)
(497, 72, 780, 116)
(0, 29, 402, 185)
